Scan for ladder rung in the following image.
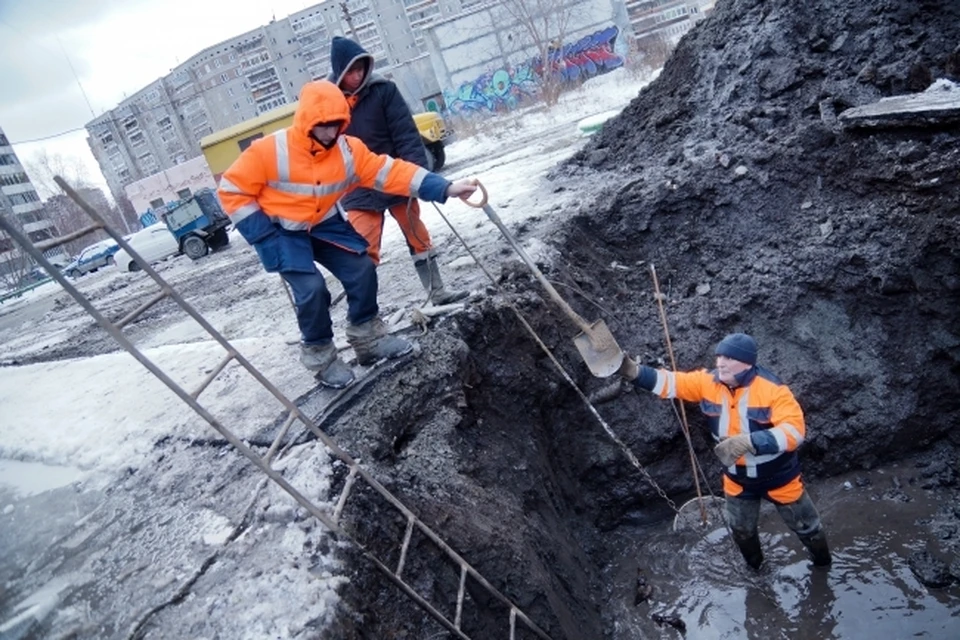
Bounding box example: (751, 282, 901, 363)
(263, 411, 299, 464)
(190, 352, 237, 399)
(332, 463, 360, 522)
(455, 563, 467, 629)
(116, 289, 170, 329)
(510, 607, 517, 640)
(35, 222, 104, 251)
(395, 515, 415, 578)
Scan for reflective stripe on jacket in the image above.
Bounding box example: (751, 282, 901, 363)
(218, 82, 432, 230)
(639, 365, 805, 492)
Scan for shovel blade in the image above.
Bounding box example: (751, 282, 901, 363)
(573, 319, 625, 378)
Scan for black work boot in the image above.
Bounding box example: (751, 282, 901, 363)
(300, 342, 355, 389)
(346, 316, 413, 366)
(799, 529, 832, 567)
(414, 254, 468, 305)
(733, 531, 765, 570)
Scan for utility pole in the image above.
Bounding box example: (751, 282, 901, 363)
(340, 1, 359, 41)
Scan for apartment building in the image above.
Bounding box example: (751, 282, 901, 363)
(86, 0, 463, 205)
(0, 126, 67, 278)
(625, 0, 716, 45)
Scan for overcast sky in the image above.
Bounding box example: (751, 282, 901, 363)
(0, 0, 316, 195)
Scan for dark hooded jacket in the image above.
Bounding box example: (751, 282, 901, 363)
(329, 36, 429, 212)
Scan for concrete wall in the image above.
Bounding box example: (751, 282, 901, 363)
(425, 0, 630, 114)
(124, 156, 217, 216)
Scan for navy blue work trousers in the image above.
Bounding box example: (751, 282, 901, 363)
(280, 236, 378, 345)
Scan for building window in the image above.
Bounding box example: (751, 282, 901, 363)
(149, 198, 165, 209)
(214, 58, 222, 68)
(220, 73, 228, 82)
(0, 154, 16, 166)
(176, 188, 192, 199)
(228, 87, 235, 96)
(0, 133, 8, 146)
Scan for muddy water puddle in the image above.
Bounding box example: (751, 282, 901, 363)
(601, 465, 960, 638)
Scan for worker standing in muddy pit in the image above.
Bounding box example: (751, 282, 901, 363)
(617, 333, 832, 570)
(218, 80, 478, 389)
(328, 36, 469, 306)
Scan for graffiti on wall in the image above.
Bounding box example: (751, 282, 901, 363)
(444, 25, 624, 116)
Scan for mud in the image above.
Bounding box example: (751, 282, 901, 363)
(4, 1, 960, 638)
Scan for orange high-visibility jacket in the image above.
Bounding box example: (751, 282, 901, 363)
(637, 365, 805, 492)
(218, 80, 448, 248)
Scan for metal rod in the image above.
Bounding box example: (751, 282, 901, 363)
(263, 411, 298, 464)
(455, 564, 467, 629)
(396, 516, 415, 578)
(115, 289, 170, 329)
(35, 222, 103, 250)
(189, 352, 237, 400)
(332, 464, 360, 523)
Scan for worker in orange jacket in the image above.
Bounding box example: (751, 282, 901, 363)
(218, 80, 477, 388)
(618, 333, 831, 570)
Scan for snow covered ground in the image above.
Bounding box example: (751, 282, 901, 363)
(0, 67, 653, 638)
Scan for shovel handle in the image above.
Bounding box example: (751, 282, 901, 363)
(464, 181, 594, 335)
(463, 180, 489, 209)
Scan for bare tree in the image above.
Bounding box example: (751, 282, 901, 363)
(23, 149, 93, 200)
(495, 0, 576, 106)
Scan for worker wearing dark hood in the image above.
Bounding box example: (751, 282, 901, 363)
(329, 36, 468, 305)
(218, 80, 478, 388)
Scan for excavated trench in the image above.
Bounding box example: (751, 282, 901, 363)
(318, 1, 960, 637)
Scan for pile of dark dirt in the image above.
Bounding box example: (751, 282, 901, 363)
(554, 0, 960, 476)
(325, 1, 960, 637)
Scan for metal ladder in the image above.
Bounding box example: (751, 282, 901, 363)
(0, 178, 554, 640)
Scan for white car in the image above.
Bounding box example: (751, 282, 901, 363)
(114, 223, 180, 272)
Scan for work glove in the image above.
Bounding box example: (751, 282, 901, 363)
(618, 355, 639, 381)
(714, 434, 756, 466)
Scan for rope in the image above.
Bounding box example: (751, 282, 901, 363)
(649, 264, 710, 525)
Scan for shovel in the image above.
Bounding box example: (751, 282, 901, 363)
(463, 181, 625, 377)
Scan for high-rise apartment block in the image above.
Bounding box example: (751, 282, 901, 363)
(86, 0, 714, 206)
(0, 126, 67, 278)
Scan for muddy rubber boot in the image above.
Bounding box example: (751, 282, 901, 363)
(346, 317, 414, 366)
(799, 530, 832, 567)
(300, 342, 355, 389)
(732, 531, 765, 570)
(414, 255, 468, 305)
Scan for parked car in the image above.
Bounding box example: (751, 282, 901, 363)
(114, 223, 181, 272)
(63, 239, 120, 278)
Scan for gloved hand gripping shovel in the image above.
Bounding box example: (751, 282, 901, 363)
(464, 181, 625, 377)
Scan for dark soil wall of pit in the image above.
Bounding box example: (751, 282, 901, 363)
(318, 301, 614, 640)
(549, 0, 960, 478)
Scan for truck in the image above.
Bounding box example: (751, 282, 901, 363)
(155, 188, 232, 260)
(200, 102, 451, 181)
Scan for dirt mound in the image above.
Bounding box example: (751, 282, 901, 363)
(553, 0, 960, 475)
(326, 2, 960, 637)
